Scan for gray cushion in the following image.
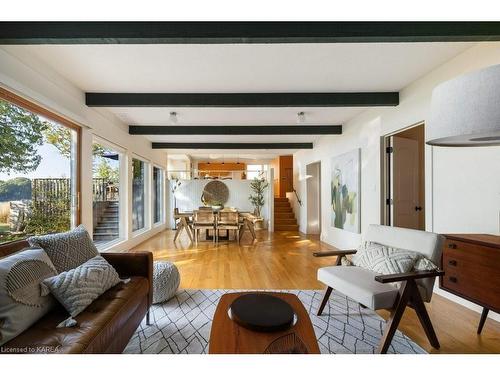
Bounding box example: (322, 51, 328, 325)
(352, 242, 420, 275)
(42, 255, 121, 317)
(0, 248, 57, 346)
(28, 225, 98, 273)
(318, 266, 399, 310)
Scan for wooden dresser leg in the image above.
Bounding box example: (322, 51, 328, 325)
(477, 307, 489, 334)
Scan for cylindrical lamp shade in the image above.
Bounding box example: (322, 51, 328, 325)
(428, 64, 500, 147)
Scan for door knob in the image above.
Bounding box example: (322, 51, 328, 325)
(414, 206, 422, 211)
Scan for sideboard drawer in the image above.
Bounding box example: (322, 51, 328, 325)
(442, 240, 500, 310)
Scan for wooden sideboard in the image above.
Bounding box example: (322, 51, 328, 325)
(440, 233, 500, 334)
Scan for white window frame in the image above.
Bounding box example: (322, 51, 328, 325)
(152, 165, 165, 226)
(131, 154, 151, 236)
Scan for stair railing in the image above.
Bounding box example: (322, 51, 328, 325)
(292, 188, 303, 206)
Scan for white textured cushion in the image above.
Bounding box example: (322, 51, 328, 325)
(42, 256, 121, 317)
(318, 266, 399, 310)
(364, 224, 443, 265)
(352, 242, 420, 275)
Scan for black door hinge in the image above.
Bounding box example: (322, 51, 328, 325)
(386, 146, 393, 153)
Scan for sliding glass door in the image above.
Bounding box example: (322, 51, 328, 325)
(92, 142, 122, 245)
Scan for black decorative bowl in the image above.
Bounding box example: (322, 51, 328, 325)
(228, 293, 296, 332)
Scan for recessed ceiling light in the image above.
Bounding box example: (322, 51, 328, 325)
(169, 111, 178, 124)
(297, 111, 306, 123)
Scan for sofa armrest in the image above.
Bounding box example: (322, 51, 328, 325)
(101, 251, 153, 279)
(375, 269, 444, 284)
(313, 250, 357, 258)
(101, 252, 153, 308)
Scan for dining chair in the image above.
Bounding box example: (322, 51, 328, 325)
(173, 208, 193, 242)
(216, 210, 240, 243)
(193, 210, 216, 244)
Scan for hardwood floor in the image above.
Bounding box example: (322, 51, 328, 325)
(129, 229, 500, 354)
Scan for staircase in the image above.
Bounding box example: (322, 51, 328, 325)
(93, 201, 119, 242)
(274, 197, 299, 231)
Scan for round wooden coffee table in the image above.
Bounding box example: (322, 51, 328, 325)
(209, 292, 320, 354)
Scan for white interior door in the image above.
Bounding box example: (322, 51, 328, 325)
(306, 162, 321, 234)
(391, 135, 421, 229)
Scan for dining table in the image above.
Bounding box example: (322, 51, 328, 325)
(173, 210, 261, 243)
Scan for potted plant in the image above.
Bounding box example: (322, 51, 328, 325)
(211, 200, 224, 211)
(249, 177, 268, 229)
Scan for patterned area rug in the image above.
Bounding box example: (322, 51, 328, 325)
(124, 289, 426, 354)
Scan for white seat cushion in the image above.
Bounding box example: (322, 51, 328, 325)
(318, 266, 399, 310)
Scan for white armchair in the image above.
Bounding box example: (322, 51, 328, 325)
(314, 224, 444, 353)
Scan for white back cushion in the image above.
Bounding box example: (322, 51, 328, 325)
(364, 224, 443, 265)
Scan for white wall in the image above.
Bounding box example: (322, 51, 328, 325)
(0, 47, 168, 251)
(294, 42, 500, 320)
(168, 179, 271, 228)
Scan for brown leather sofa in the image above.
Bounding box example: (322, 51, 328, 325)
(0, 250, 153, 354)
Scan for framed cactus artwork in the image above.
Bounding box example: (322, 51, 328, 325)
(331, 149, 361, 233)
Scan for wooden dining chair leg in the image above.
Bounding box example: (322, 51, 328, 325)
(317, 286, 333, 316)
(236, 228, 240, 244)
(239, 224, 245, 241)
(377, 280, 412, 354)
(248, 221, 257, 240)
(186, 223, 193, 243)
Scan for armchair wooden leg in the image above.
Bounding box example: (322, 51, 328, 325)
(410, 286, 440, 349)
(377, 280, 412, 354)
(317, 286, 333, 316)
(146, 310, 151, 326)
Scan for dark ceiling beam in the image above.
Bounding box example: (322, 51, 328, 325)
(1, 22, 500, 44)
(129, 125, 342, 135)
(151, 143, 313, 149)
(86, 92, 399, 107)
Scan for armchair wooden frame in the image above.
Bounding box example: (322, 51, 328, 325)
(313, 250, 444, 354)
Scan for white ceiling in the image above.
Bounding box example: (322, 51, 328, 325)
(5, 43, 473, 92)
(3, 43, 475, 155)
(111, 107, 362, 126)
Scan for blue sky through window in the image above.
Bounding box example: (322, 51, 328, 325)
(0, 142, 70, 181)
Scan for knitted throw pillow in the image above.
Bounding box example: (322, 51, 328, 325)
(28, 225, 98, 273)
(42, 256, 122, 320)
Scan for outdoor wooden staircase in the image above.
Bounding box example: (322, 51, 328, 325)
(274, 197, 299, 231)
(93, 201, 119, 242)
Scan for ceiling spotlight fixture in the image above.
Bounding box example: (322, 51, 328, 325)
(297, 111, 306, 123)
(169, 111, 178, 124)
